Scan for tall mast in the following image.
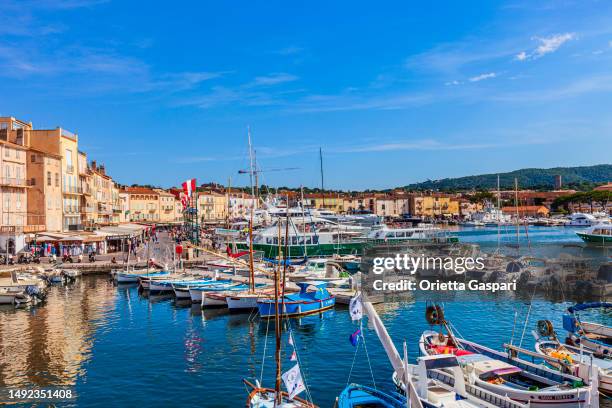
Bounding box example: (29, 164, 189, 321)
(301, 185, 307, 257)
(319, 147, 325, 208)
(226, 176, 231, 229)
(247, 127, 256, 292)
(274, 220, 282, 403)
(514, 177, 520, 250)
(254, 149, 259, 203)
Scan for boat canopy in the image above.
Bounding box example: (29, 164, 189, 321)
(567, 302, 612, 313)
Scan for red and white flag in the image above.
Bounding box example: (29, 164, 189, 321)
(182, 178, 196, 197)
(180, 193, 189, 209)
(290, 350, 297, 361)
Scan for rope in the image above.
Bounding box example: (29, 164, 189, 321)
(284, 319, 314, 404)
(346, 334, 361, 386)
(259, 311, 271, 384)
(361, 321, 377, 390)
(519, 284, 538, 349)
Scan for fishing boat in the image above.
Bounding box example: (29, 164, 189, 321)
(534, 320, 612, 395)
(187, 281, 244, 303)
(150, 278, 232, 294)
(0, 288, 31, 305)
(257, 281, 335, 318)
(576, 224, 612, 244)
(366, 224, 459, 244)
(202, 284, 262, 307)
(563, 302, 612, 357)
(351, 295, 528, 408)
(419, 305, 596, 407)
(336, 384, 407, 407)
(114, 269, 169, 283)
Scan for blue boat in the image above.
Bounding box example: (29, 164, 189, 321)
(149, 279, 232, 293)
(337, 384, 406, 408)
(257, 281, 335, 318)
(564, 301, 612, 356)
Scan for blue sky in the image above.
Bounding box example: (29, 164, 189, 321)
(1, 0, 611, 190)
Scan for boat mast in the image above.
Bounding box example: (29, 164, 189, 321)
(301, 185, 307, 257)
(226, 176, 231, 229)
(319, 147, 325, 208)
(514, 177, 520, 250)
(247, 127, 256, 292)
(274, 220, 282, 404)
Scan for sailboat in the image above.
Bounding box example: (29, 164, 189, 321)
(563, 302, 612, 357)
(243, 206, 317, 407)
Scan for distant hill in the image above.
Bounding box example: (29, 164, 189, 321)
(403, 164, 612, 191)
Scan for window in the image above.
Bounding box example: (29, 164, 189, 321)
(55, 173, 59, 187)
(47, 171, 52, 186)
(31, 154, 36, 162)
(31, 177, 36, 186)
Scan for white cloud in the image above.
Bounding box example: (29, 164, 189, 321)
(533, 33, 575, 58)
(468, 72, 497, 82)
(250, 73, 298, 86)
(445, 80, 461, 86)
(515, 51, 528, 61)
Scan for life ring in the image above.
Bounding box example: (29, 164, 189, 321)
(537, 320, 554, 337)
(426, 304, 445, 325)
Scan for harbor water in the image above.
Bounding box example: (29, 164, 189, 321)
(0, 226, 610, 407)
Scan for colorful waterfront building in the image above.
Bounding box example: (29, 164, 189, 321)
(502, 205, 550, 217)
(120, 187, 160, 222)
(304, 192, 345, 212)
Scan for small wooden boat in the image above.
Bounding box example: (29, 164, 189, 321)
(419, 305, 596, 408)
(186, 282, 246, 303)
(534, 320, 612, 396)
(336, 384, 406, 407)
(150, 278, 232, 294)
(244, 380, 316, 407)
(115, 270, 168, 283)
(257, 281, 335, 318)
(0, 288, 31, 305)
(564, 302, 612, 358)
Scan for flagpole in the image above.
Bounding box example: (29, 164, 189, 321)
(275, 220, 282, 404)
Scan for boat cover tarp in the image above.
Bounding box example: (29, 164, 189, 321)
(568, 302, 612, 313)
(263, 257, 307, 266)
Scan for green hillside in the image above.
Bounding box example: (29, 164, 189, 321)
(403, 164, 612, 191)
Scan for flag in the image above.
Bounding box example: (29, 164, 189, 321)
(282, 363, 306, 399)
(180, 193, 189, 209)
(349, 293, 363, 321)
(288, 332, 294, 347)
(182, 178, 196, 197)
(349, 328, 361, 347)
(290, 350, 297, 361)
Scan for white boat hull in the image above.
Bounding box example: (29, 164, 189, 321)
(115, 273, 139, 283)
(226, 295, 259, 310)
(420, 331, 592, 408)
(149, 282, 173, 293)
(0, 292, 30, 305)
(202, 293, 227, 308)
(189, 288, 204, 303)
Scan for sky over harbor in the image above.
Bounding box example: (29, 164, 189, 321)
(0, 1, 611, 190)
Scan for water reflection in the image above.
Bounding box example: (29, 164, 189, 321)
(0, 277, 115, 388)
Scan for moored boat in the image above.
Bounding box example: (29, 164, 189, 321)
(576, 224, 612, 244)
(419, 305, 596, 408)
(257, 281, 335, 318)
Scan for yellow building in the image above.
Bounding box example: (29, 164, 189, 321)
(29, 127, 82, 231)
(121, 187, 160, 222)
(156, 189, 178, 223)
(197, 191, 227, 223)
(305, 193, 344, 212)
(409, 194, 460, 218)
(89, 162, 113, 225)
(27, 148, 63, 232)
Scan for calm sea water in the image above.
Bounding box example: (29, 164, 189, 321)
(0, 226, 610, 407)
